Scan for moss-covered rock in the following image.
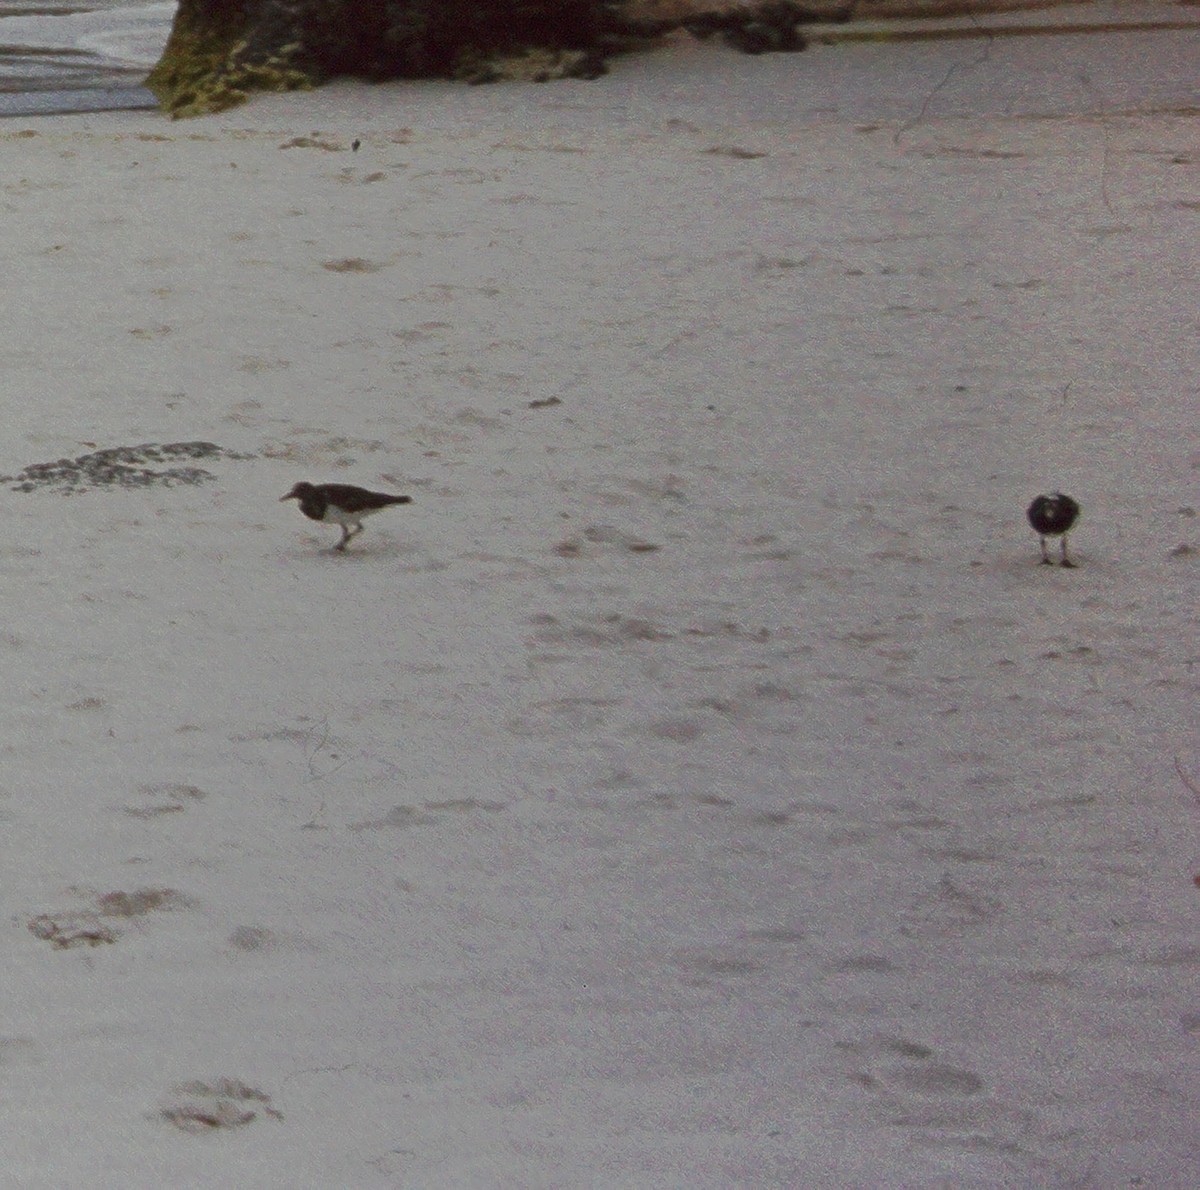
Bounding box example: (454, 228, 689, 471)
(146, 1, 830, 117)
(455, 46, 607, 85)
(146, 1, 314, 117)
(148, 0, 607, 116)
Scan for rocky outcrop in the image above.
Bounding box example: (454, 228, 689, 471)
(147, 0, 837, 117)
(147, 0, 609, 116)
(613, 1, 845, 53)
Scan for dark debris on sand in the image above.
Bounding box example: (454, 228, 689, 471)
(2, 442, 255, 494)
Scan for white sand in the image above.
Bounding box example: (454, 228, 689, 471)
(2, 15, 1198, 1186)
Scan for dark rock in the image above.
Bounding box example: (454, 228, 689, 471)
(723, 20, 807, 55)
(148, 0, 608, 116)
(679, 2, 814, 54)
(148, 0, 829, 116)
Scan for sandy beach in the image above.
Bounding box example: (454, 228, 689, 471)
(2, 8, 1198, 1185)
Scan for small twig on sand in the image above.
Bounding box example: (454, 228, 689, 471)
(303, 717, 348, 784)
(1174, 755, 1200, 804)
(893, 11, 992, 146)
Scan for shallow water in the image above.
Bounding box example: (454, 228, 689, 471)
(0, 0, 169, 111)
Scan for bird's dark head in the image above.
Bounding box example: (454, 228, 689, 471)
(280, 482, 314, 503)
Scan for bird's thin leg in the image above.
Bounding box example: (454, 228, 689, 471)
(1060, 534, 1075, 568)
(334, 525, 351, 552)
(1040, 536, 1052, 564)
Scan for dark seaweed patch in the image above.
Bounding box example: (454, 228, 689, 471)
(2, 442, 255, 493)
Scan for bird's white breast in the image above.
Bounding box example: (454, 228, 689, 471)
(321, 506, 379, 526)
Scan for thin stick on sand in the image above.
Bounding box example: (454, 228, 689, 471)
(1174, 755, 1200, 805)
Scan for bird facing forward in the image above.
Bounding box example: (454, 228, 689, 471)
(1027, 492, 1080, 567)
(281, 482, 413, 551)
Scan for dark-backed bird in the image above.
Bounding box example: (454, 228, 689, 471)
(281, 482, 413, 551)
(1027, 492, 1080, 567)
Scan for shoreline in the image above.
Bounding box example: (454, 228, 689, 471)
(0, 83, 155, 117)
(0, 0, 1193, 120)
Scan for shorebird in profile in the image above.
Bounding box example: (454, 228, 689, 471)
(1027, 493, 1080, 567)
(281, 482, 412, 551)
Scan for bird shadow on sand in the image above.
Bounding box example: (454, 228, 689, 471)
(974, 550, 1094, 579)
(282, 536, 420, 561)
